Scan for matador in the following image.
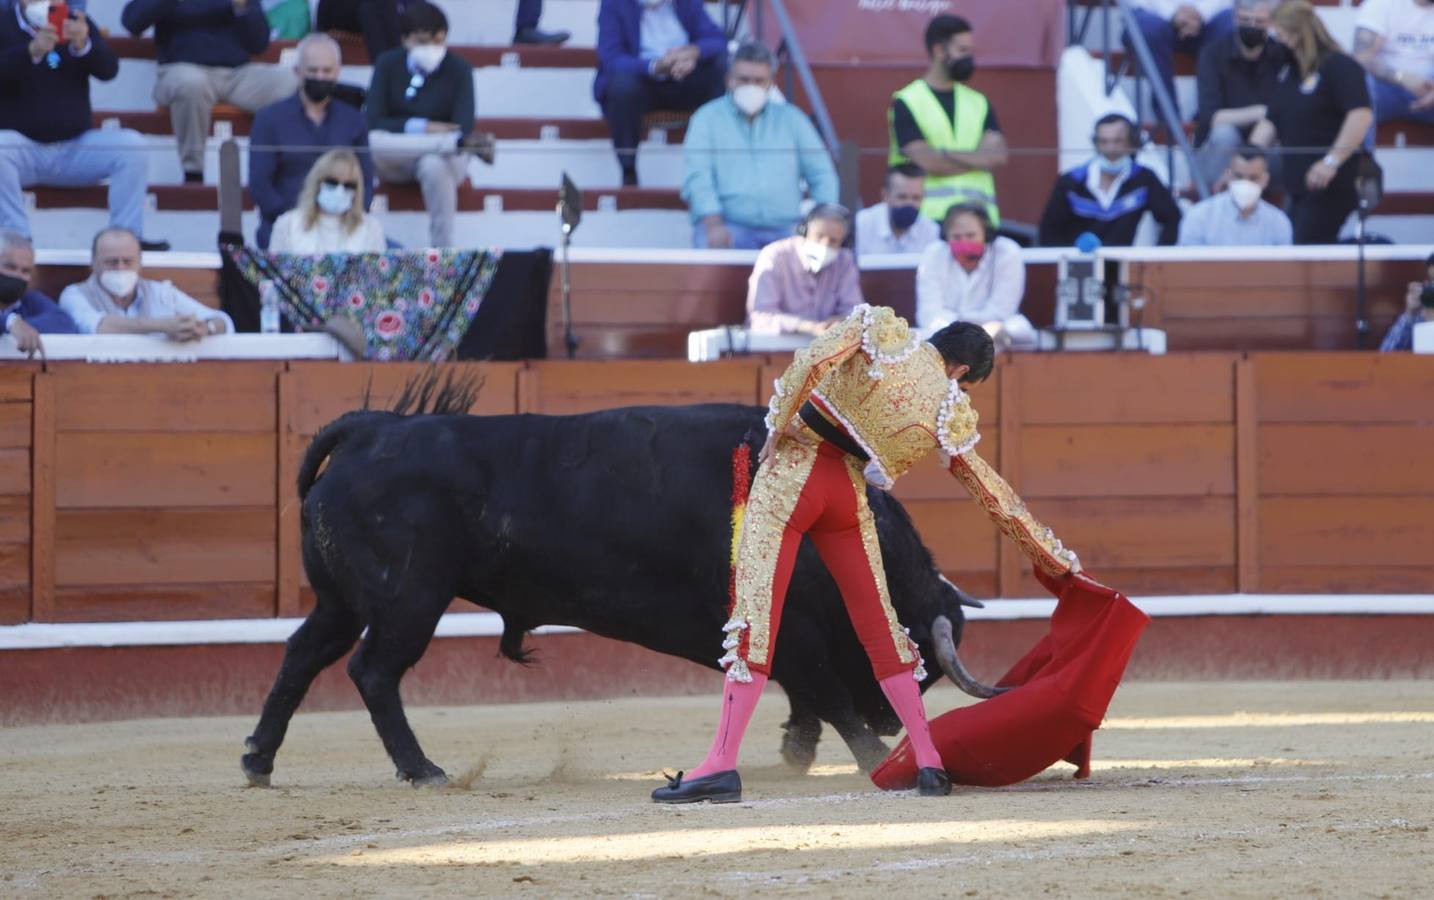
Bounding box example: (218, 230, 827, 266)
(653, 305, 1081, 803)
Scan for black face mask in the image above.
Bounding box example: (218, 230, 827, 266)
(945, 55, 975, 83)
(302, 78, 337, 103)
(0, 273, 27, 304)
(1237, 25, 1267, 50)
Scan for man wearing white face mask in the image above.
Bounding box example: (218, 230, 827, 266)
(366, 1, 477, 247)
(682, 42, 839, 250)
(60, 227, 233, 340)
(746, 204, 863, 336)
(1178, 146, 1292, 246)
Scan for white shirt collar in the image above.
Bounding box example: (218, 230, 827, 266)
(1085, 159, 1131, 210)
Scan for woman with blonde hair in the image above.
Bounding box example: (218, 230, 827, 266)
(270, 149, 386, 253)
(1263, 0, 1374, 244)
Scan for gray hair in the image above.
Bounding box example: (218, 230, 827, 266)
(0, 230, 33, 256)
(296, 32, 342, 66)
(91, 226, 141, 258)
(731, 42, 777, 70)
(1233, 0, 1277, 12)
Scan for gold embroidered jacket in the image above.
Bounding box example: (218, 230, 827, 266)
(764, 304, 1079, 577)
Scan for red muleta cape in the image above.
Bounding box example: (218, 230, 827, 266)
(870, 566, 1150, 789)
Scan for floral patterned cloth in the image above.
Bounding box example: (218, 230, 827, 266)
(225, 246, 502, 361)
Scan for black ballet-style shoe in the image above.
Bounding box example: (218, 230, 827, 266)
(917, 767, 952, 797)
(651, 769, 742, 804)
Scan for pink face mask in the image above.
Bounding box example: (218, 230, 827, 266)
(949, 239, 985, 264)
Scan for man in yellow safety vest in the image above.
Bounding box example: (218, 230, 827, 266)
(888, 15, 1007, 228)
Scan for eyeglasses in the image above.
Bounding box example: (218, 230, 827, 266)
(322, 178, 359, 191)
(405, 72, 426, 100)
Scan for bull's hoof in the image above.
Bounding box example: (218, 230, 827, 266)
(780, 722, 819, 773)
(241, 756, 273, 788)
(399, 763, 449, 789)
(411, 772, 450, 789)
(850, 738, 891, 774)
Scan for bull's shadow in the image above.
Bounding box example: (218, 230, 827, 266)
(241, 371, 994, 787)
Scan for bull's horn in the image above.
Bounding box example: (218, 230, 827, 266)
(937, 574, 985, 608)
(932, 615, 1008, 700)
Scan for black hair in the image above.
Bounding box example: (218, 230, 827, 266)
(942, 201, 994, 239)
(885, 162, 925, 187)
(1425, 251, 1434, 269)
(924, 15, 971, 55)
(400, 1, 448, 37)
(91, 226, 141, 257)
(928, 322, 995, 384)
(1233, 145, 1268, 164)
(1092, 112, 1139, 148)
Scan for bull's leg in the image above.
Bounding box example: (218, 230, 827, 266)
(346, 605, 448, 787)
(779, 695, 824, 773)
(241, 599, 362, 786)
(776, 673, 891, 773)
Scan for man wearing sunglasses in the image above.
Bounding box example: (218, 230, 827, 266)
(366, 0, 477, 247)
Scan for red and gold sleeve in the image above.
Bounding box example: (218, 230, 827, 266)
(764, 310, 866, 438)
(948, 448, 1081, 578)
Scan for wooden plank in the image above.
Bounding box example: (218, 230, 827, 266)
(1255, 354, 1434, 423)
(288, 362, 521, 435)
(524, 360, 762, 414)
(49, 584, 277, 623)
(1260, 424, 1434, 495)
(52, 363, 279, 432)
(1258, 566, 1434, 595)
(1259, 497, 1434, 569)
(0, 367, 31, 402)
(1016, 353, 1236, 424)
(891, 435, 1000, 502)
(55, 508, 275, 587)
(0, 402, 30, 449)
(276, 372, 300, 618)
(901, 500, 998, 573)
(30, 373, 53, 621)
(997, 364, 1022, 597)
(0, 495, 30, 543)
(0, 448, 28, 494)
(55, 433, 275, 509)
(0, 541, 25, 588)
(1235, 358, 1259, 593)
(0, 584, 25, 624)
(1034, 496, 1237, 569)
(1017, 424, 1234, 498)
(1009, 564, 1237, 599)
(940, 570, 996, 600)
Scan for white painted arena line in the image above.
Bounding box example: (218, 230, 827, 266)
(4, 594, 1432, 650)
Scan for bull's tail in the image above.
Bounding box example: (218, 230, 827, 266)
(297, 411, 381, 502)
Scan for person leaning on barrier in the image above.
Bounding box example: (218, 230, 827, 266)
(915, 203, 1032, 344)
(249, 33, 373, 250)
(888, 14, 1006, 227)
(1178, 146, 1292, 245)
(0, 229, 77, 357)
(0, 0, 168, 250)
(1379, 251, 1434, 352)
(746, 203, 863, 337)
(270, 149, 385, 253)
(855, 163, 940, 256)
(681, 42, 839, 250)
(59, 227, 233, 340)
(1194, 0, 1286, 191)
(1037, 113, 1182, 247)
(123, 0, 298, 184)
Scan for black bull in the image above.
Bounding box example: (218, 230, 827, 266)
(241, 385, 999, 787)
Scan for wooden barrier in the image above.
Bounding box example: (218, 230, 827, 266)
(2, 352, 1432, 624)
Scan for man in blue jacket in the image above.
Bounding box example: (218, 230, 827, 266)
(595, 0, 726, 186)
(0, 230, 77, 357)
(122, 0, 297, 183)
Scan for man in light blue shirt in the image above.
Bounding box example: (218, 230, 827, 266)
(1178, 146, 1293, 246)
(681, 43, 839, 250)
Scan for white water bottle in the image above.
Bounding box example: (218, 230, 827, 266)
(259, 279, 280, 334)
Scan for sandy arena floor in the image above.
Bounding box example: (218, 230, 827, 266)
(2, 681, 1433, 898)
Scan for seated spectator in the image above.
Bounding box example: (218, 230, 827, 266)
(60, 227, 233, 338)
(367, 1, 477, 248)
(682, 42, 839, 249)
(916, 203, 1030, 341)
(888, 15, 1007, 226)
(0, 1, 168, 250)
(1267, 0, 1373, 244)
(315, 0, 400, 64)
(1178, 147, 1292, 245)
(0, 230, 77, 356)
(1379, 252, 1434, 351)
(122, 0, 295, 183)
(1353, 0, 1434, 135)
(594, 0, 726, 186)
(270, 149, 385, 252)
(249, 33, 373, 249)
(855, 163, 940, 255)
(1038, 113, 1181, 247)
(1126, 0, 1235, 112)
(1194, 0, 1284, 190)
(746, 204, 862, 336)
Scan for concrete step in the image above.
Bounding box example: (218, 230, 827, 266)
(95, 111, 657, 142)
